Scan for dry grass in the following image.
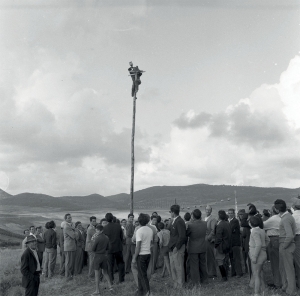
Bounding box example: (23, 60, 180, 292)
(1, 247, 293, 296)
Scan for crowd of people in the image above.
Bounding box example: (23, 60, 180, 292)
(20, 198, 300, 296)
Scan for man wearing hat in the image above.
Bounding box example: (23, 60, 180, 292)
(21, 235, 41, 296)
(292, 198, 300, 290)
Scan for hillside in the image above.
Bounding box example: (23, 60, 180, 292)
(0, 189, 12, 200)
(106, 184, 300, 208)
(0, 184, 299, 210)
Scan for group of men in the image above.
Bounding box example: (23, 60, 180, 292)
(20, 198, 300, 296)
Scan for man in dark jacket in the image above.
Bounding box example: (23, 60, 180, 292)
(186, 209, 208, 285)
(168, 204, 186, 288)
(103, 212, 125, 283)
(228, 209, 243, 278)
(43, 220, 57, 278)
(21, 235, 41, 296)
(35, 226, 45, 266)
(215, 210, 231, 281)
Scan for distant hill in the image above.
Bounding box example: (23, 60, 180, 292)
(106, 184, 300, 208)
(0, 189, 12, 200)
(0, 192, 117, 210)
(0, 184, 299, 210)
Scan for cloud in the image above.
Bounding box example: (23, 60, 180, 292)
(138, 55, 300, 190)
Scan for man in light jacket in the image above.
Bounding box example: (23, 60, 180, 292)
(63, 213, 78, 281)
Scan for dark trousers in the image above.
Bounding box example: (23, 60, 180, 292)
(125, 244, 135, 272)
(25, 275, 40, 296)
(206, 241, 217, 277)
(60, 251, 66, 275)
(107, 251, 125, 283)
(229, 246, 243, 276)
(137, 254, 151, 296)
(268, 236, 281, 287)
(189, 252, 208, 285)
(37, 251, 43, 267)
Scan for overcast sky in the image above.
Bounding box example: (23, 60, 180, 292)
(0, 0, 300, 196)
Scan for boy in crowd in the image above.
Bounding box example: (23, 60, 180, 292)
(157, 222, 171, 278)
(132, 213, 153, 296)
(91, 224, 113, 296)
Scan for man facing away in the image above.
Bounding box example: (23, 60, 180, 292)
(168, 204, 186, 289)
(132, 213, 153, 296)
(103, 213, 125, 283)
(215, 210, 231, 281)
(186, 209, 208, 286)
(35, 226, 45, 266)
(58, 221, 66, 276)
(85, 216, 97, 279)
(43, 220, 57, 278)
(63, 213, 78, 281)
(274, 199, 297, 296)
(263, 205, 282, 289)
(228, 208, 243, 278)
(21, 235, 41, 296)
(291, 198, 300, 290)
(205, 205, 217, 278)
(125, 213, 135, 273)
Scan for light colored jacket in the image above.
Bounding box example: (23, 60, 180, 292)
(206, 215, 217, 242)
(85, 225, 96, 252)
(63, 223, 77, 252)
(249, 227, 269, 261)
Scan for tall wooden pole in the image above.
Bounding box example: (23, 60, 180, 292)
(130, 85, 137, 215)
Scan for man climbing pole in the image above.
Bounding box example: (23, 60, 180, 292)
(128, 61, 145, 97)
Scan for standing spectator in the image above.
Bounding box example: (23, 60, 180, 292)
(274, 199, 297, 296)
(263, 206, 282, 289)
(22, 229, 30, 250)
(85, 216, 97, 279)
(168, 204, 186, 289)
(35, 226, 45, 266)
(91, 224, 113, 295)
(183, 212, 191, 228)
(103, 213, 125, 283)
(44, 220, 57, 278)
(249, 216, 269, 296)
(215, 210, 231, 281)
(132, 213, 153, 296)
(205, 205, 217, 278)
(157, 222, 171, 278)
(74, 221, 85, 275)
(186, 209, 208, 286)
(150, 215, 159, 272)
(20, 235, 41, 296)
(262, 209, 271, 222)
(125, 214, 135, 273)
(241, 213, 252, 279)
(64, 213, 77, 281)
(29, 226, 36, 237)
(121, 219, 127, 263)
(59, 222, 66, 276)
(292, 198, 300, 290)
(228, 208, 243, 278)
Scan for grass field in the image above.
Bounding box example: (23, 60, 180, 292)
(0, 246, 291, 296)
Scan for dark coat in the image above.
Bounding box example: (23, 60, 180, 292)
(215, 220, 231, 254)
(168, 216, 186, 251)
(241, 215, 251, 253)
(20, 248, 40, 288)
(44, 228, 57, 249)
(36, 233, 45, 253)
(229, 218, 241, 247)
(103, 222, 123, 253)
(186, 219, 207, 253)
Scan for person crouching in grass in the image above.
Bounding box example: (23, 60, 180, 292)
(91, 224, 113, 296)
(132, 213, 153, 296)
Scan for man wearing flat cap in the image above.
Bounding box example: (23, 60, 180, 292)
(21, 235, 41, 296)
(292, 198, 300, 290)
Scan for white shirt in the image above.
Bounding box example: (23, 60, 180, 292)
(136, 226, 153, 255)
(205, 215, 211, 222)
(172, 216, 179, 225)
(293, 210, 300, 235)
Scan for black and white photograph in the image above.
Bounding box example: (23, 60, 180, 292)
(0, 1, 300, 296)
